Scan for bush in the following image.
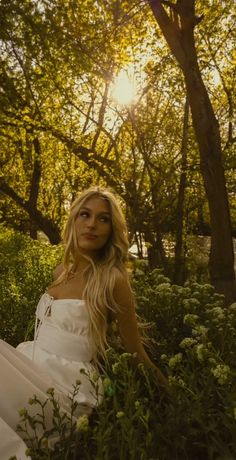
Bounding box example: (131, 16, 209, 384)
(0, 226, 62, 346)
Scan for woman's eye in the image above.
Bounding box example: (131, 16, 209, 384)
(79, 211, 89, 218)
(100, 216, 110, 223)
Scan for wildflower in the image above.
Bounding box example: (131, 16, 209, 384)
(211, 364, 230, 385)
(160, 354, 168, 361)
(196, 344, 207, 362)
(120, 352, 132, 362)
(80, 368, 87, 375)
(179, 337, 197, 349)
(211, 307, 225, 320)
(112, 362, 122, 375)
(41, 437, 48, 448)
(134, 268, 145, 277)
(105, 347, 116, 358)
(183, 314, 199, 326)
(28, 397, 36, 405)
(75, 379, 81, 386)
(18, 408, 28, 417)
(137, 362, 145, 372)
(116, 411, 125, 419)
(168, 353, 183, 369)
(76, 414, 89, 432)
(134, 400, 141, 409)
(183, 299, 200, 310)
(168, 376, 186, 388)
(208, 357, 216, 365)
(202, 283, 214, 292)
(91, 372, 100, 382)
(192, 325, 208, 337)
(46, 387, 54, 396)
(156, 283, 171, 291)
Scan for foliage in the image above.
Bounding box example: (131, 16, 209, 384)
(0, 0, 235, 270)
(7, 260, 236, 459)
(0, 225, 62, 346)
(16, 346, 236, 459)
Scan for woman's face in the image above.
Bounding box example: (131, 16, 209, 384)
(75, 196, 112, 257)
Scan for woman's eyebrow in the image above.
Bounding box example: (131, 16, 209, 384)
(81, 206, 110, 215)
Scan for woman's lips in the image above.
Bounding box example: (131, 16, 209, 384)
(82, 233, 98, 240)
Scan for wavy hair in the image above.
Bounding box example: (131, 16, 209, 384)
(54, 186, 130, 360)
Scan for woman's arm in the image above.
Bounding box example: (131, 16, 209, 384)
(113, 273, 168, 387)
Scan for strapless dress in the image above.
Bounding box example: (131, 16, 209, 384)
(0, 293, 103, 459)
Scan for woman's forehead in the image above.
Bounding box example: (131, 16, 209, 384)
(82, 196, 111, 213)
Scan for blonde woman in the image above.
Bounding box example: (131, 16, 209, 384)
(0, 186, 166, 459)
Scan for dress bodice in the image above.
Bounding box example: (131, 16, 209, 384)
(34, 293, 96, 362)
(36, 293, 89, 335)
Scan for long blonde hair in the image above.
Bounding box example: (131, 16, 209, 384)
(55, 186, 129, 359)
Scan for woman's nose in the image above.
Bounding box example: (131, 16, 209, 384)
(87, 215, 96, 228)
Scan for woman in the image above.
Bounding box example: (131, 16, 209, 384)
(0, 186, 166, 459)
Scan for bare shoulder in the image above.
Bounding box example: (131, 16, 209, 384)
(53, 263, 64, 281)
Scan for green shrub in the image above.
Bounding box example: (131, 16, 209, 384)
(0, 226, 62, 346)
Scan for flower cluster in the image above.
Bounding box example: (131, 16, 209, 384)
(168, 353, 183, 369)
(183, 313, 199, 326)
(179, 337, 197, 349)
(211, 364, 231, 385)
(76, 414, 89, 432)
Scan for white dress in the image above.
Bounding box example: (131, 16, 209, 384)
(0, 293, 103, 460)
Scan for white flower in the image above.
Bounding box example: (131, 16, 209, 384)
(112, 362, 122, 375)
(168, 353, 183, 369)
(179, 337, 197, 349)
(192, 325, 208, 337)
(183, 299, 200, 310)
(76, 414, 89, 432)
(196, 344, 207, 362)
(211, 307, 225, 320)
(183, 314, 199, 326)
(160, 354, 168, 361)
(156, 283, 171, 291)
(211, 364, 230, 385)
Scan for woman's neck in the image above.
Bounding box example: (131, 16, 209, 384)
(71, 255, 94, 274)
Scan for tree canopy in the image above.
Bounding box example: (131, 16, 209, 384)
(0, 0, 235, 299)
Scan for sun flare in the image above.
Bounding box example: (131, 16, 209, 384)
(111, 69, 137, 105)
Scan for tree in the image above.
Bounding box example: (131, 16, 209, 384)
(147, 0, 236, 303)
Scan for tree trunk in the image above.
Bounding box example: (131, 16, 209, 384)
(0, 180, 61, 244)
(173, 96, 189, 284)
(147, 0, 236, 304)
